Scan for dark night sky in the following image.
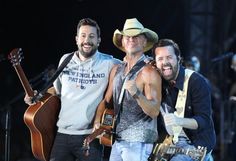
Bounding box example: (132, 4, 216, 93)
(0, 0, 186, 104)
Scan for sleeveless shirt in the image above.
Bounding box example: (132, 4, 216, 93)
(113, 55, 158, 143)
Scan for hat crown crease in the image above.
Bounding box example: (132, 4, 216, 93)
(125, 27, 143, 30)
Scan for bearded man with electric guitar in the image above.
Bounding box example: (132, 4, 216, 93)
(150, 39, 216, 161)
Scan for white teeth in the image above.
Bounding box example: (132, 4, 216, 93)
(163, 67, 171, 70)
(163, 68, 172, 76)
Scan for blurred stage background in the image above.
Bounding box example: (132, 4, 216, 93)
(0, 0, 236, 160)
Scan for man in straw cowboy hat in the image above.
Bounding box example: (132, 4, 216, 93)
(93, 18, 162, 161)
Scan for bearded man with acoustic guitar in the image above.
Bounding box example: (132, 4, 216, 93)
(24, 18, 120, 161)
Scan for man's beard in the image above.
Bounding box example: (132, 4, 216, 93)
(78, 43, 98, 58)
(161, 63, 179, 81)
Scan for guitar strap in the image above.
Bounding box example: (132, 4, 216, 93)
(171, 69, 194, 143)
(118, 61, 146, 105)
(34, 53, 74, 100)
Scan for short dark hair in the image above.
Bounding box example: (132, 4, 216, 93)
(77, 18, 101, 38)
(152, 39, 181, 59)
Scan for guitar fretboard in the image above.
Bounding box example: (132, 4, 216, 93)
(165, 145, 204, 160)
(166, 146, 188, 155)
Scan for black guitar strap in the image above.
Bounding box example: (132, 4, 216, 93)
(117, 60, 146, 107)
(34, 53, 74, 101)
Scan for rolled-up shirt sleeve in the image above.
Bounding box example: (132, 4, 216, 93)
(190, 74, 212, 131)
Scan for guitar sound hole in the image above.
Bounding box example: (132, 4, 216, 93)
(103, 114, 113, 126)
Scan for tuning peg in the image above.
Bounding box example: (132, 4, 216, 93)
(82, 144, 90, 156)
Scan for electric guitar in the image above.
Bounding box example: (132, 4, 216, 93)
(9, 48, 60, 161)
(148, 135, 207, 161)
(83, 108, 115, 156)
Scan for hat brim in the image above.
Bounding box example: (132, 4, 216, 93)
(113, 28, 158, 53)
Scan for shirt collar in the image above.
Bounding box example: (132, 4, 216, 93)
(173, 65, 185, 90)
(73, 50, 99, 64)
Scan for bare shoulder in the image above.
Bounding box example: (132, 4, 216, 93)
(141, 64, 161, 80)
(109, 63, 121, 78)
(111, 63, 120, 73)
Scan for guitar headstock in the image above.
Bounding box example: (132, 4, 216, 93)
(82, 128, 107, 156)
(83, 138, 90, 156)
(8, 48, 23, 66)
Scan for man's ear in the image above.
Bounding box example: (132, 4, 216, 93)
(98, 37, 101, 46)
(75, 35, 79, 45)
(143, 38, 147, 48)
(178, 56, 182, 63)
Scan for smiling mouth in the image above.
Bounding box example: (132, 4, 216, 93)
(162, 66, 172, 76)
(82, 44, 92, 50)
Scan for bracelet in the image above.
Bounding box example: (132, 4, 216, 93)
(132, 89, 141, 99)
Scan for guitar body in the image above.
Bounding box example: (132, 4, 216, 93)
(148, 136, 173, 161)
(23, 93, 60, 161)
(99, 133, 113, 147)
(24, 93, 61, 161)
(99, 108, 115, 147)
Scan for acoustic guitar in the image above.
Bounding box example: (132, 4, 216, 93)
(148, 135, 207, 161)
(9, 48, 60, 161)
(83, 108, 115, 156)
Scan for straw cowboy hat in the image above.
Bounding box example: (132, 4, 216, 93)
(113, 18, 158, 52)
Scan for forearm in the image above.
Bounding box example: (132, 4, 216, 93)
(179, 117, 198, 130)
(94, 100, 106, 125)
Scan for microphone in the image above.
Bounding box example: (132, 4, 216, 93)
(211, 52, 234, 63)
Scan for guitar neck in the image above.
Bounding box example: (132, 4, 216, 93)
(14, 64, 34, 97)
(85, 128, 106, 144)
(166, 146, 202, 160)
(166, 146, 187, 155)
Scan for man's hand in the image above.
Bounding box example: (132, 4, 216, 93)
(163, 113, 182, 127)
(124, 80, 139, 96)
(92, 122, 106, 139)
(93, 122, 101, 132)
(24, 90, 38, 105)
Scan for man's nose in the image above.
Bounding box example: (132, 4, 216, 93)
(84, 36, 91, 42)
(163, 58, 169, 64)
